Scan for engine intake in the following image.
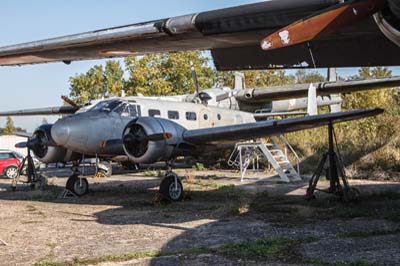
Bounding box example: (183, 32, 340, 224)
(122, 117, 186, 164)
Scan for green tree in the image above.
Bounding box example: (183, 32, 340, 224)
(105, 60, 124, 96)
(69, 60, 125, 104)
(124, 51, 216, 96)
(217, 70, 294, 88)
(295, 69, 325, 84)
(3, 117, 15, 135)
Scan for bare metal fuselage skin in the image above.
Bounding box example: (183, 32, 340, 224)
(50, 97, 255, 158)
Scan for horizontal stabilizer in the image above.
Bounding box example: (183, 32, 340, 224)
(0, 106, 79, 116)
(183, 108, 383, 144)
(235, 77, 400, 103)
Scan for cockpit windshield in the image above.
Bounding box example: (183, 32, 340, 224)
(90, 100, 122, 113)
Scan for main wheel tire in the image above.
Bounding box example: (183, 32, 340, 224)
(5, 166, 19, 179)
(159, 174, 183, 202)
(66, 175, 89, 197)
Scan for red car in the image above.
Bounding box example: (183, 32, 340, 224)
(0, 150, 22, 179)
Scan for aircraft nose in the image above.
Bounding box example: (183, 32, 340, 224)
(51, 119, 71, 146)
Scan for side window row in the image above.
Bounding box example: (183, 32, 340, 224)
(148, 109, 198, 121)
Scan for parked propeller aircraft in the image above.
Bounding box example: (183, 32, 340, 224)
(0, 74, 393, 200)
(0, 0, 399, 200)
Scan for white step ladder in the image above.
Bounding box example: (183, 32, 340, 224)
(228, 135, 301, 183)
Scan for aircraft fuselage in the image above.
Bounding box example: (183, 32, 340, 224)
(50, 97, 255, 157)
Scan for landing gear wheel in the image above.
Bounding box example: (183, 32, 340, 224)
(5, 166, 19, 179)
(159, 173, 183, 202)
(66, 175, 89, 197)
(341, 187, 360, 203)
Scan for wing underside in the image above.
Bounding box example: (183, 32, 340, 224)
(0, 0, 398, 69)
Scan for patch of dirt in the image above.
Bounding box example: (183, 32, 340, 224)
(0, 168, 399, 266)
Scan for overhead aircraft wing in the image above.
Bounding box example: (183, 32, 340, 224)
(236, 76, 400, 103)
(0, 0, 399, 69)
(0, 106, 78, 116)
(183, 108, 383, 144)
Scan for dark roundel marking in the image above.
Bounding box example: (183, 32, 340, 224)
(204, 114, 208, 120)
(217, 114, 222, 120)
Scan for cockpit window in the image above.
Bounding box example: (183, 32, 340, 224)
(90, 100, 122, 113)
(114, 103, 140, 118)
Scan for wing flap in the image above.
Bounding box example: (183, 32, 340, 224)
(183, 109, 383, 144)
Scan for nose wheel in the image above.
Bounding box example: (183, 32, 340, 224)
(66, 175, 89, 197)
(159, 172, 183, 202)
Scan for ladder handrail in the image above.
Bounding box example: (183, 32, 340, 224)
(279, 135, 301, 176)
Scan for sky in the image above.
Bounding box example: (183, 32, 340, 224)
(0, 0, 399, 131)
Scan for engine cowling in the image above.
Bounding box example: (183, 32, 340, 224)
(375, 0, 400, 47)
(31, 124, 80, 163)
(122, 117, 187, 164)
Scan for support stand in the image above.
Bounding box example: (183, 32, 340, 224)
(306, 122, 360, 202)
(12, 148, 44, 191)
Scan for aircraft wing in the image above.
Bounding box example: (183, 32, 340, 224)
(0, 106, 78, 116)
(0, 0, 399, 70)
(235, 77, 400, 103)
(183, 108, 383, 144)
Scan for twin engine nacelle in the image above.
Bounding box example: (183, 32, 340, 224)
(32, 124, 80, 164)
(122, 117, 188, 164)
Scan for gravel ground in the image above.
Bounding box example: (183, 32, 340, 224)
(0, 167, 399, 266)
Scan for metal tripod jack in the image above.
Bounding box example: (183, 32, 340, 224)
(306, 122, 360, 202)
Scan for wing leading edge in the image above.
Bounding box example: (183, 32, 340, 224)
(183, 108, 383, 144)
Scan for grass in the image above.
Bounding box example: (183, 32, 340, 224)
(30, 187, 62, 201)
(217, 236, 318, 260)
(34, 243, 58, 266)
(72, 250, 161, 265)
(34, 236, 320, 266)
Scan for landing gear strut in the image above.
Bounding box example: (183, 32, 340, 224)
(158, 161, 184, 202)
(306, 122, 360, 202)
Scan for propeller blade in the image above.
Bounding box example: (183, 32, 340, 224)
(15, 142, 28, 148)
(261, 0, 385, 51)
(61, 95, 80, 108)
(190, 61, 200, 96)
(12, 131, 32, 138)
